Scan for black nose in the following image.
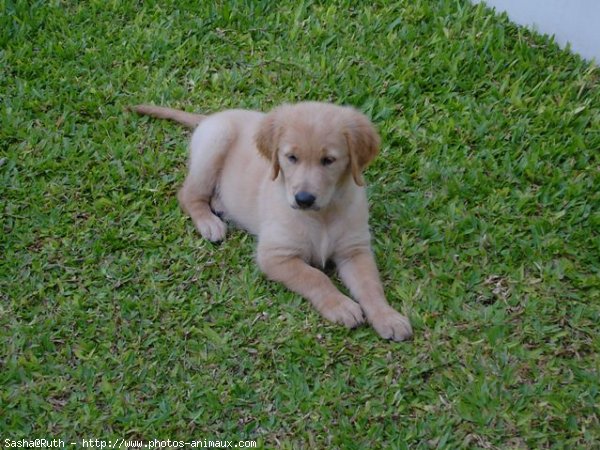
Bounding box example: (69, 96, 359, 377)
(295, 191, 316, 209)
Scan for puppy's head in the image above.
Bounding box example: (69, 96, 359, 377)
(255, 102, 379, 211)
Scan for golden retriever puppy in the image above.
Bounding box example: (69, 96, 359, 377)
(132, 102, 412, 341)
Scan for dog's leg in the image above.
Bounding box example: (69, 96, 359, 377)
(257, 252, 364, 328)
(178, 182, 226, 242)
(178, 121, 232, 242)
(336, 250, 413, 341)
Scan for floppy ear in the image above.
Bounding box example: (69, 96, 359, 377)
(255, 113, 281, 180)
(344, 109, 380, 186)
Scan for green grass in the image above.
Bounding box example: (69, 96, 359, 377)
(1, 0, 599, 447)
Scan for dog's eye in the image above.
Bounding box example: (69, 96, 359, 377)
(287, 155, 298, 163)
(321, 157, 336, 166)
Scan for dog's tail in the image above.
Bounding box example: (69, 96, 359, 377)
(130, 104, 206, 129)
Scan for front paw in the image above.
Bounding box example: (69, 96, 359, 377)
(370, 309, 413, 341)
(319, 294, 365, 329)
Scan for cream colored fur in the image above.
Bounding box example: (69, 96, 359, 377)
(132, 102, 412, 341)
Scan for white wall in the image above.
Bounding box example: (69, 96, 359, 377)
(474, 0, 600, 63)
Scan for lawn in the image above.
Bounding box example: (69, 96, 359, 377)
(1, 0, 599, 448)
